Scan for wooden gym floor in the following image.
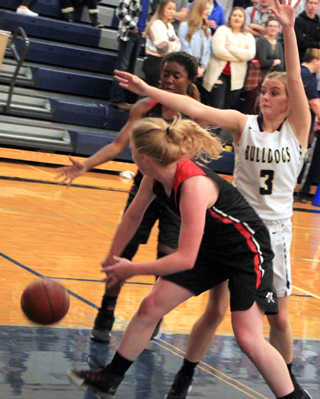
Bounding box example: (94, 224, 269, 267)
(0, 147, 319, 399)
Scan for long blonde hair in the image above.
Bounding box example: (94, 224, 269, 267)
(130, 117, 222, 165)
(145, 0, 174, 36)
(184, 0, 210, 42)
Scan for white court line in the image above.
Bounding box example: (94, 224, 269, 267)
(292, 285, 320, 300)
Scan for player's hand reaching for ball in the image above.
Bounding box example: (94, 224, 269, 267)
(114, 70, 149, 97)
(101, 256, 134, 288)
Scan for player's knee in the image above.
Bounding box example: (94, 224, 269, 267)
(234, 331, 255, 356)
(136, 295, 159, 321)
(204, 306, 226, 327)
(268, 313, 291, 333)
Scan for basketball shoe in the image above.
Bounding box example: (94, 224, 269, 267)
(151, 318, 163, 340)
(91, 310, 114, 343)
(291, 374, 312, 399)
(67, 364, 123, 398)
(164, 370, 193, 399)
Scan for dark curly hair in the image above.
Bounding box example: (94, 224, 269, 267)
(160, 52, 200, 100)
(160, 52, 198, 82)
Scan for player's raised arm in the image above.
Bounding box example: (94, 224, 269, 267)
(270, 0, 310, 148)
(114, 70, 247, 139)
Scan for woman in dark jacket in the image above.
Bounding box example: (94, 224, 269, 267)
(256, 16, 284, 81)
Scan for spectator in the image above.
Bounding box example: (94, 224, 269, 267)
(295, 0, 320, 62)
(243, 16, 284, 114)
(245, 0, 275, 37)
(178, 0, 211, 102)
(189, 0, 226, 35)
(59, 0, 104, 27)
(207, 0, 226, 34)
(142, 0, 181, 87)
(297, 48, 320, 202)
(256, 17, 284, 80)
(203, 7, 256, 110)
(16, 0, 38, 17)
(108, 0, 146, 111)
(151, 0, 189, 32)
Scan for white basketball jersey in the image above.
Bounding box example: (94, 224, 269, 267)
(234, 115, 306, 220)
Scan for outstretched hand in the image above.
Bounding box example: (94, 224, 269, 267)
(269, 0, 302, 28)
(114, 70, 149, 97)
(55, 156, 87, 186)
(101, 256, 135, 289)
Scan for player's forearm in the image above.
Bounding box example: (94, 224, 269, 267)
(83, 142, 124, 171)
(282, 25, 300, 80)
(132, 251, 195, 277)
(144, 86, 203, 120)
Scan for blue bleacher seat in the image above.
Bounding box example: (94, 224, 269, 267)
(30, 66, 113, 98)
(50, 99, 129, 130)
(0, 10, 101, 47)
(0, 0, 88, 21)
(69, 129, 132, 160)
(15, 38, 117, 73)
(207, 152, 235, 175)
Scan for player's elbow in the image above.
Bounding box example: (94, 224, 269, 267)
(177, 252, 197, 271)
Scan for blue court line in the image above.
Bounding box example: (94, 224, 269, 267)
(0, 252, 99, 309)
(0, 252, 312, 306)
(293, 207, 320, 214)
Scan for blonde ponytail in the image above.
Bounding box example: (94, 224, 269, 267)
(130, 117, 223, 165)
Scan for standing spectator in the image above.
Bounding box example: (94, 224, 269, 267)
(203, 7, 256, 110)
(142, 0, 181, 87)
(245, 0, 275, 37)
(207, 0, 226, 34)
(189, 0, 226, 35)
(108, 0, 145, 111)
(151, 0, 189, 32)
(178, 0, 211, 102)
(256, 17, 284, 80)
(59, 0, 103, 27)
(16, 0, 38, 17)
(295, 0, 320, 62)
(243, 16, 284, 114)
(297, 48, 320, 202)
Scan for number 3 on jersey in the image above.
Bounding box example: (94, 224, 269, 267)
(260, 170, 274, 195)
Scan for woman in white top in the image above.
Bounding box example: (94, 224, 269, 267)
(178, 0, 211, 103)
(203, 7, 256, 109)
(113, 0, 311, 397)
(142, 0, 181, 87)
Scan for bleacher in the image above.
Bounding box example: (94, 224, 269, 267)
(0, 0, 234, 173)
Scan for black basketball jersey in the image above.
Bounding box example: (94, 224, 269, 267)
(153, 158, 273, 286)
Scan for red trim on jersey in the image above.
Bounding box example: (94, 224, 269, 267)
(172, 159, 206, 204)
(147, 99, 158, 111)
(208, 208, 262, 288)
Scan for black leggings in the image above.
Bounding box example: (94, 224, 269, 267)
(20, 0, 38, 8)
(59, 0, 98, 9)
(142, 55, 163, 88)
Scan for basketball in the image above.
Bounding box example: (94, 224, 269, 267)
(21, 278, 70, 325)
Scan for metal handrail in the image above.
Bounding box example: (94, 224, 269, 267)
(5, 27, 30, 113)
